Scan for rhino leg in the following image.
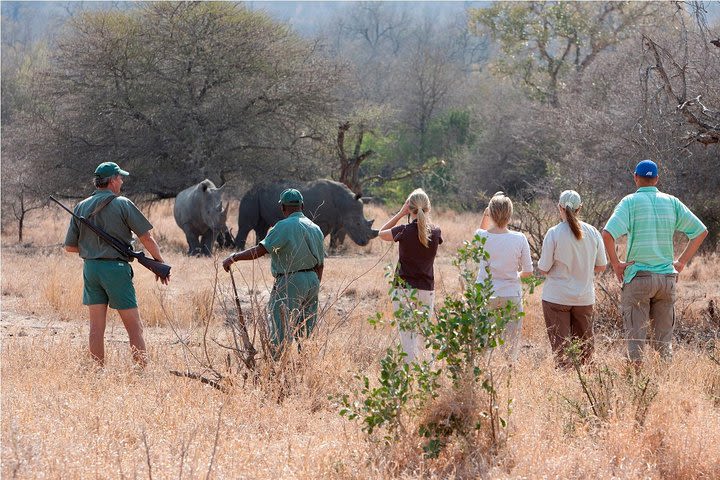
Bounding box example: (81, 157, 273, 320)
(255, 221, 270, 245)
(216, 230, 234, 249)
(199, 230, 214, 257)
(183, 228, 202, 256)
(329, 228, 347, 251)
(235, 223, 253, 250)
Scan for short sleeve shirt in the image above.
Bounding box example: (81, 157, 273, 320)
(604, 187, 706, 283)
(260, 212, 324, 278)
(475, 229, 533, 297)
(64, 190, 153, 260)
(391, 221, 442, 291)
(538, 221, 607, 305)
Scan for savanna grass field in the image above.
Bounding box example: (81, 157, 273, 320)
(2, 201, 719, 479)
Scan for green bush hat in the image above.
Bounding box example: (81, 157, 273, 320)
(94, 162, 129, 179)
(559, 190, 582, 210)
(279, 188, 303, 206)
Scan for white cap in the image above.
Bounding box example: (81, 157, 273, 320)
(559, 190, 581, 210)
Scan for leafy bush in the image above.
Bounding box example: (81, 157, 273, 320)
(337, 235, 523, 457)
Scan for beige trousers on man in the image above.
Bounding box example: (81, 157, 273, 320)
(621, 271, 676, 361)
(392, 288, 435, 363)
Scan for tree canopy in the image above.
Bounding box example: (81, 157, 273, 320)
(27, 2, 342, 196)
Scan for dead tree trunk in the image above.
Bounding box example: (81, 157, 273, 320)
(336, 121, 374, 195)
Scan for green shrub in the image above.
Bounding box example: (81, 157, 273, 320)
(337, 235, 527, 456)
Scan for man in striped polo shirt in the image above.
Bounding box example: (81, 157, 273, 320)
(602, 160, 708, 363)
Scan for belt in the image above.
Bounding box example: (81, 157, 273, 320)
(276, 267, 316, 278)
(88, 258, 129, 262)
(634, 271, 677, 278)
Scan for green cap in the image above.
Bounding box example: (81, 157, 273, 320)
(94, 162, 129, 179)
(279, 188, 303, 206)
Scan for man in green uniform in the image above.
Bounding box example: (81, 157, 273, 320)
(602, 160, 707, 363)
(222, 188, 324, 355)
(64, 162, 170, 367)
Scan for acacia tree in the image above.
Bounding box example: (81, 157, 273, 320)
(34, 2, 341, 197)
(1, 119, 60, 241)
(469, 1, 662, 107)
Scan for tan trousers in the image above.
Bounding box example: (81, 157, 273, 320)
(621, 271, 677, 361)
(392, 288, 435, 363)
(488, 296, 523, 362)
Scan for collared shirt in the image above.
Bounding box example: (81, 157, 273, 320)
(260, 212, 324, 278)
(604, 186, 706, 283)
(538, 221, 607, 305)
(64, 190, 153, 260)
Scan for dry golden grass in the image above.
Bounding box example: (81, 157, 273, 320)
(2, 203, 719, 479)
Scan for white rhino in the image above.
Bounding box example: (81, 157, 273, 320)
(235, 179, 378, 250)
(174, 179, 230, 256)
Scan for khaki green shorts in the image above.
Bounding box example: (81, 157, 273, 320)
(82, 259, 137, 310)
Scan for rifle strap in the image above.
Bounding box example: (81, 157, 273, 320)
(88, 195, 117, 220)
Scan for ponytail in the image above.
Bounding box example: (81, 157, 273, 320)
(406, 188, 433, 248)
(565, 206, 583, 240)
(416, 208, 431, 247)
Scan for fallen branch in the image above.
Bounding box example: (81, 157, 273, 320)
(169, 370, 228, 393)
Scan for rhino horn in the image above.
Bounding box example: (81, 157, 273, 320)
(360, 196, 373, 204)
(366, 219, 375, 227)
(370, 229, 379, 238)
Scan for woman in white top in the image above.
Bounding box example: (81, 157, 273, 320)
(538, 190, 607, 367)
(475, 192, 533, 361)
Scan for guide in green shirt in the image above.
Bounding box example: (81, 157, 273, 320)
(63, 162, 169, 368)
(223, 188, 324, 355)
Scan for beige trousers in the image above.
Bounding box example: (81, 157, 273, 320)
(621, 271, 677, 361)
(488, 296, 523, 362)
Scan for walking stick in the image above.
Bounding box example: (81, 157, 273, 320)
(229, 268, 257, 370)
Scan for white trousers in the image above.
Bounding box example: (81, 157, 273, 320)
(392, 288, 435, 363)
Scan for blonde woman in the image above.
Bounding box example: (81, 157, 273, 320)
(538, 190, 607, 367)
(475, 192, 533, 361)
(379, 189, 443, 363)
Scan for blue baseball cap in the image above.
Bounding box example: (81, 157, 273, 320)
(94, 162, 129, 178)
(279, 188, 303, 206)
(634, 160, 658, 178)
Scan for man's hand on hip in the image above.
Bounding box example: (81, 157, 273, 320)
(611, 261, 634, 283)
(673, 260, 686, 275)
